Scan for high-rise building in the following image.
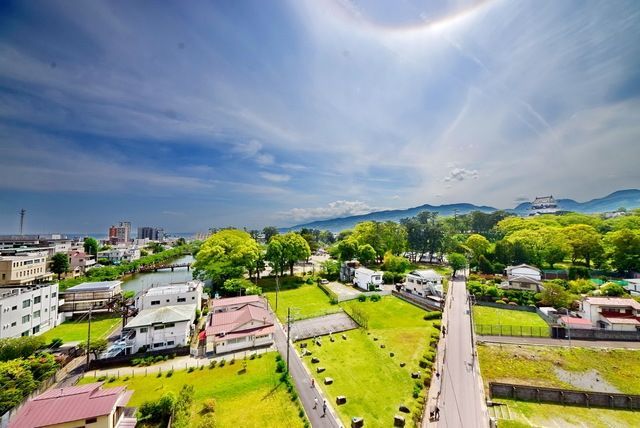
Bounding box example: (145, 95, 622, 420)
(137, 227, 163, 241)
(108, 221, 131, 244)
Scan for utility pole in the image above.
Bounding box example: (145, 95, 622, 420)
(86, 307, 92, 367)
(286, 307, 291, 373)
(19, 209, 26, 235)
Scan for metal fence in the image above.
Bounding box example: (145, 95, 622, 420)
(475, 324, 550, 337)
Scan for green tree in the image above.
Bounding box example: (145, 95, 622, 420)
(447, 253, 467, 277)
(262, 226, 279, 243)
(146, 242, 164, 254)
(538, 227, 570, 268)
(82, 338, 108, 359)
(51, 252, 70, 280)
(382, 252, 410, 273)
(222, 278, 254, 296)
(563, 224, 603, 268)
(605, 229, 640, 274)
(334, 238, 359, 262)
(357, 244, 377, 265)
(352, 221, 407, 262)
(600, 282, 626, 297)
(265, 232, 311, 276)
(539, 282, 572, 309)
(465, 234, 490, 267)
(193, 230, 260, 287)
(83, 237, 99, 257)
(0, 336, 46, 361)
(0, 359, 37, 414)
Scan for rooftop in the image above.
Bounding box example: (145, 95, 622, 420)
(64, 280, 122, 293)
(559, 316, 592, 325)
(144, 281, 202, 297)
(9, 382, 132, 428)
(206, 303, 273, 336)
(408, 269, 443, 279)
(506, 264, 541, 273)
(210, 295, 262, 308)
(584, 297, 640, 310)
(125, 304, 196, 328)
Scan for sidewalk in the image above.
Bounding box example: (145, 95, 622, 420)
(477, 335, 640, 349)
(85, 347, 273, 378)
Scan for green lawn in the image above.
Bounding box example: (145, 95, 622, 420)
(40, 315, 121, 343)
(299, 296, 439, 427)
(80, 353, 303, 428)
(473, 306, 550, 337)
(265, 283, 339, 323)
(492, 398, 640, 427)
(478, 343, 640, 394)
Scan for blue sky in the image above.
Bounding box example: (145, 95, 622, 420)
(1, 0, 639, 234)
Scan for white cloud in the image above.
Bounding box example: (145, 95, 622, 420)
(283, 200, 377, 222)
(443, 168, 479, 183)
(260, 172, 291, 183)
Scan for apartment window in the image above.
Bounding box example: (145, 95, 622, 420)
(140, 327, 148, 333)
(21, 331, 29, 337)
(11, 306, 17, 311)
(52, 292, 57, 298)
(22, 315, 30, 324)
(166, 340, 175, 346)
(34, 310, 41, 318)
(153, 343, 164, 348)
(177, 297, 186, 303)
(22, 300, 31, 308)
(85, 417, 98, 424)
(32, 325, 40, 334)
(153, 325, 164, 330)
(51, 305, 56, 312)
(1, 273, 4, 280)
(34, 296, 41, 304)
(165, 323, 175, 328)
(151, 300, 160, 306)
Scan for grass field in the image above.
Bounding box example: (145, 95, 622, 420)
(492, 398, 640, 427)
(265, 283, 339, 323)
(473, 306, 550, 337)
(40, 315, 121, 343)
(80, 352, 303, 428)
(478, 343, 640, 393)
(299, 296, 438, 427)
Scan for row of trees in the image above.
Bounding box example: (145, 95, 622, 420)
(192, 229, 311, 295)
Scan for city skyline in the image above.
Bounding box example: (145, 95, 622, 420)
(1, 0, 639, 233)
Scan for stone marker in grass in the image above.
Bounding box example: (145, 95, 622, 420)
(324, 377, 334, 385)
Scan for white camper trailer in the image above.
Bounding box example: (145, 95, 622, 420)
(353, 267, 383, 291)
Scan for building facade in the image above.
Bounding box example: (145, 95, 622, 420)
(580, 297, 640, 331)
(69, 251, 96, 277)
(0, 254, 52, 286)
(403, 270, 444, 297)
(501, 264, 544, 292)
(529, 196, 560, 216)
(137, 227, 163, 241)
(123, 304, 196, 353)
(59, 281, 122, 315)
(97, 247, 141, 263)
(108, 222, 131, 245)
(0, 283, 61, 338)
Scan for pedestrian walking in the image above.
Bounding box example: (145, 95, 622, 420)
(313, 397, 318, 409)
(322, 400, 327, 416)
(311, 378, 315, 388)
(435, 406, 440, 420)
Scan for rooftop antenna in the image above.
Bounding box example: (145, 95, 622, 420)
(19, 209, 26, 235)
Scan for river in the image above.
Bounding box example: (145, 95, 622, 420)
(121, 254, 195, 294)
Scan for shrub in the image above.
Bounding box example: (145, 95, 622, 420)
(49, 338, 63, 349)
(209, 360, 217, 369)
(275, 359, 286, 373)
(369, 293, 381, 302)
(187, 366, 195, 373)
(495, 299, 506, 304)
(166, 369, 174, 377)
(423, 311, 442, 320)
(107, 376, 116, 383)
(382, 271, 395, 284)
(432, 321, 441, 329)
(169, 353, 176, 359)
(249, 353, 256, 360)
(202, 398, 216, 414)
(219, 359, 226, 367)
(357, 294, 367, 302)
(97, 375, 107, 382)
(229, 358, 235, 365)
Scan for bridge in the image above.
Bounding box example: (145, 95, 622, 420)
(138, 263, 192, 273)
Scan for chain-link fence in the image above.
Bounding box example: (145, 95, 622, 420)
(475, 324, 550, 337)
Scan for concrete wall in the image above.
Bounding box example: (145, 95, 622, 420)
(553, 327, 640, 341)
(489, 382, 640, 410)
(475, 301, 537, 313)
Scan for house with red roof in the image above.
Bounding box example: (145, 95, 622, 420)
(580, 297, 640, 331)
(9, 382, 136, 428)
(205, 296, 274, 354)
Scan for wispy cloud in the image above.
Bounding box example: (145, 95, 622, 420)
(282, 200, 378, 222)
(260, 172, 291, 183)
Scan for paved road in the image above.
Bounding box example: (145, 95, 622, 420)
(435, 276, 488, 428)
(273, 320, 342, 428)
(478, 335, 640, 349)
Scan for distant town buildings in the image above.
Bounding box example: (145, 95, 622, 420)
(98, 246, 141, 263)
(69, 250, 96, 277)
(108, 221, 132, 244)
(9, 382, 136, 428)
(0, 254, 52, 286)
(137, 226, 164, 241)
(529, 195, 560, 216)
(0, 283, 61, 339)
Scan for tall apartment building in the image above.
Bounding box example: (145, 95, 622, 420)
(0, 254, 53, 286)
(137, 227, 163, 241)
(0, 283, 61, 338)
(108, 222, 131, 244)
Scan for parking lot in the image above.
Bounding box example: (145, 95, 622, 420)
(290, 312, 359, 341)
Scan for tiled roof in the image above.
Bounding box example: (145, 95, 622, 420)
(559, 316, 592, 325)
(210, 295, 261, 308)
(125, 304, 196, 328)
(602, 316, 640, 325)
(9, 383, 131, 428)
(206, 304, 273, 336)
(584, 297, 640, 310)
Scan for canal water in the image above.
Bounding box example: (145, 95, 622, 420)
(121, 254, 195, 294)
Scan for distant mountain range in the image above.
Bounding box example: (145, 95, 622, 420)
(284, 189, 640, 233)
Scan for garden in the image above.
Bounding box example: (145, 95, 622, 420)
(40, 314, 121, 344)
(298, 296, 440, 427)
(472, 306, 550, 337)
(80, 352, 305, 428)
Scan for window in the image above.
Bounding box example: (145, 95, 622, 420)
(11, 321, 16, 327)
(52, 292, 57, 297)
(86, 417, 98, 424)
(34, 296, 41, 304)
(11, 305, 17, 311)
(22, 315, 30, 324)
(22, 299, 31, 308)
(32, 325, 40, 334)
(153, 343, 164, 348)
(1, 274, 4, 280)
(33, 310, 41, 318)
(166, 340, 175, 346)
(140, 327, 148, 333)
(177, 297, 186, 303)
(153, 325, 164, 330)
(165, 323, 175, 328)
(191, 296, 195, 300)
(21, 331, 29, 337)
(151, 300, 160, 306)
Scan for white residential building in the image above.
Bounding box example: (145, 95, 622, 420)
(59, 281, 122, 315)
(123, 304, 196, 353)
(501, 264, 544, 292)
(135, 280, 204, 311)
(404, 270, 444, 298)
(0, 254, 53, 286)
(69, 251, 96, 277)
(580, 297, 640, 331)
(98, 247, 141, 263)
(0, 283, 61, 338)
(353, 267, 383, 291)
